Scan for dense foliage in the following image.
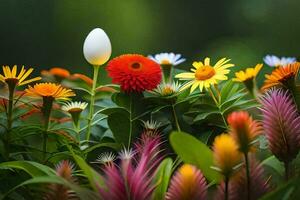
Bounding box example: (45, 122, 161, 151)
(0, 29, 300, 200)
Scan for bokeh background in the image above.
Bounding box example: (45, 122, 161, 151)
(0, 0, 299, 83)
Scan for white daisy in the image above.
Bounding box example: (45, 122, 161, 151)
(142, 120, 161, 136)
(263, 55, 296, 67)
(95, 152, 116, 164)
(142, 120, 161, 130)
(148, 53, 186, 66)
(151, 82, 182, 96)
(118, 148, 135, 160)
(62, 101, 88, 113)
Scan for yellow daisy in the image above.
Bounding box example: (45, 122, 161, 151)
(175, 57, 234, 93)
(233, 64, 263, 82)
(0, 65, 41, 86)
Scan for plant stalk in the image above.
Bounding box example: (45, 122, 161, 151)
(284, 161, 290, 181)
(42, 97, 54, 162)
(161, 64, 173, 83)
(224, 176, 229, 200)
(171, 103, 181, 132)
(208, 87, 228, 129)
(86, 65, 100, 142)
(244, 152, 251, 200)
(127, 93, 133, 148)
(4, 82, 16, 159)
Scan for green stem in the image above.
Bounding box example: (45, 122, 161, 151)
(224, 176, 229, 200)
(284, 161, 290, 181)
(208, 88, 228, 129)
(73, 121, 81, 145)
(244, 152, 251, 200)
(42, 97, 53, 162)
(4, 83, 16, 159)
(86, 65, 100, 142)
(127, 94, 133, 148)
(171, 103, 181, 132)
(161, 64, 172, 83)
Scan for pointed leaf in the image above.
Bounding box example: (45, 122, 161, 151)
(170, 131, 221, 182)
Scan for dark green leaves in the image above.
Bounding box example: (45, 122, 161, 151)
(190, 80, 258, 129)
(105, 92, 146, 147)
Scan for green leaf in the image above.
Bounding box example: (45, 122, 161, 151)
(72, 87, 92, 95)
(170, 131, 221, 182)
(99, 107, 129, 116)
(107, 111, 141, 146)
(95, 84, 120, 91)
(261, 155, 284, 176)
(260, 176, 300, 200)
(152, 158, 173, 200)
(83, 142, 121, 154)
(0, 161, 56, 177)
(112, 92, 147, 119)
(1, 176, 99, 200)
(72, 153, 105, 191)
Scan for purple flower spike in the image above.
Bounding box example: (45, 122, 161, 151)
(98, 131, 163, 200)
(261, 89, 300, 163)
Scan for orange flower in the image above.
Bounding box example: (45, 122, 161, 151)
(213, 134, 242, 177)
(70, 73, 93, 85)
(41, 67, 70, 78)
(262, 62, 300, 91)
(25, 83, 75, 100)
(227, 111, 262, 153)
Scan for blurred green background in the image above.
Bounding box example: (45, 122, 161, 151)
(0, 0, 299, 80)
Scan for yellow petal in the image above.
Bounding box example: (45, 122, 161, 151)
(192, 61, 203, 69)
(18, 76, 42, 86)
(215, 63, 234, 70)
(180, 81, 195, 92)
(190, 81, 200, 93)
(17, 66, 26, 79)
(214, 58, 228, 69)
(204, 57, 210, 66)
(175, 72, 195, 79)
(199, 81, 204, 91)
(11, 65, 17, 78)
(19, 68, 33, 83)
(3, 66, 10, 78)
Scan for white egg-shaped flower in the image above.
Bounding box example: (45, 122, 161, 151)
(83, 28, 112, 65)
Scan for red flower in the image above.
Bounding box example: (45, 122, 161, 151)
(227, 111, 262, 153)
(107, 54, 162, 92)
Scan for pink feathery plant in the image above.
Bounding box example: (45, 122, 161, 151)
(166, 164, 207, 200)
(44, 160, 77, 200)
(97, 126, 163, 200)
(261, 88, 300, 179)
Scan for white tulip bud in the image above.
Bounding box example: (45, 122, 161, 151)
(83, 28, 112, 65)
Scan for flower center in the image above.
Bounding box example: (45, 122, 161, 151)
(161, 59, 171, 65)
(195, 65, 215, 80)
(5, 78, 19, 85)
(131, 62, 142, 70)
(68, 108, 83, 113)
(162, 86, 174, 96)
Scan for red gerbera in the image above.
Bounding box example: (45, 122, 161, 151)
(106, 54, 162, 92)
